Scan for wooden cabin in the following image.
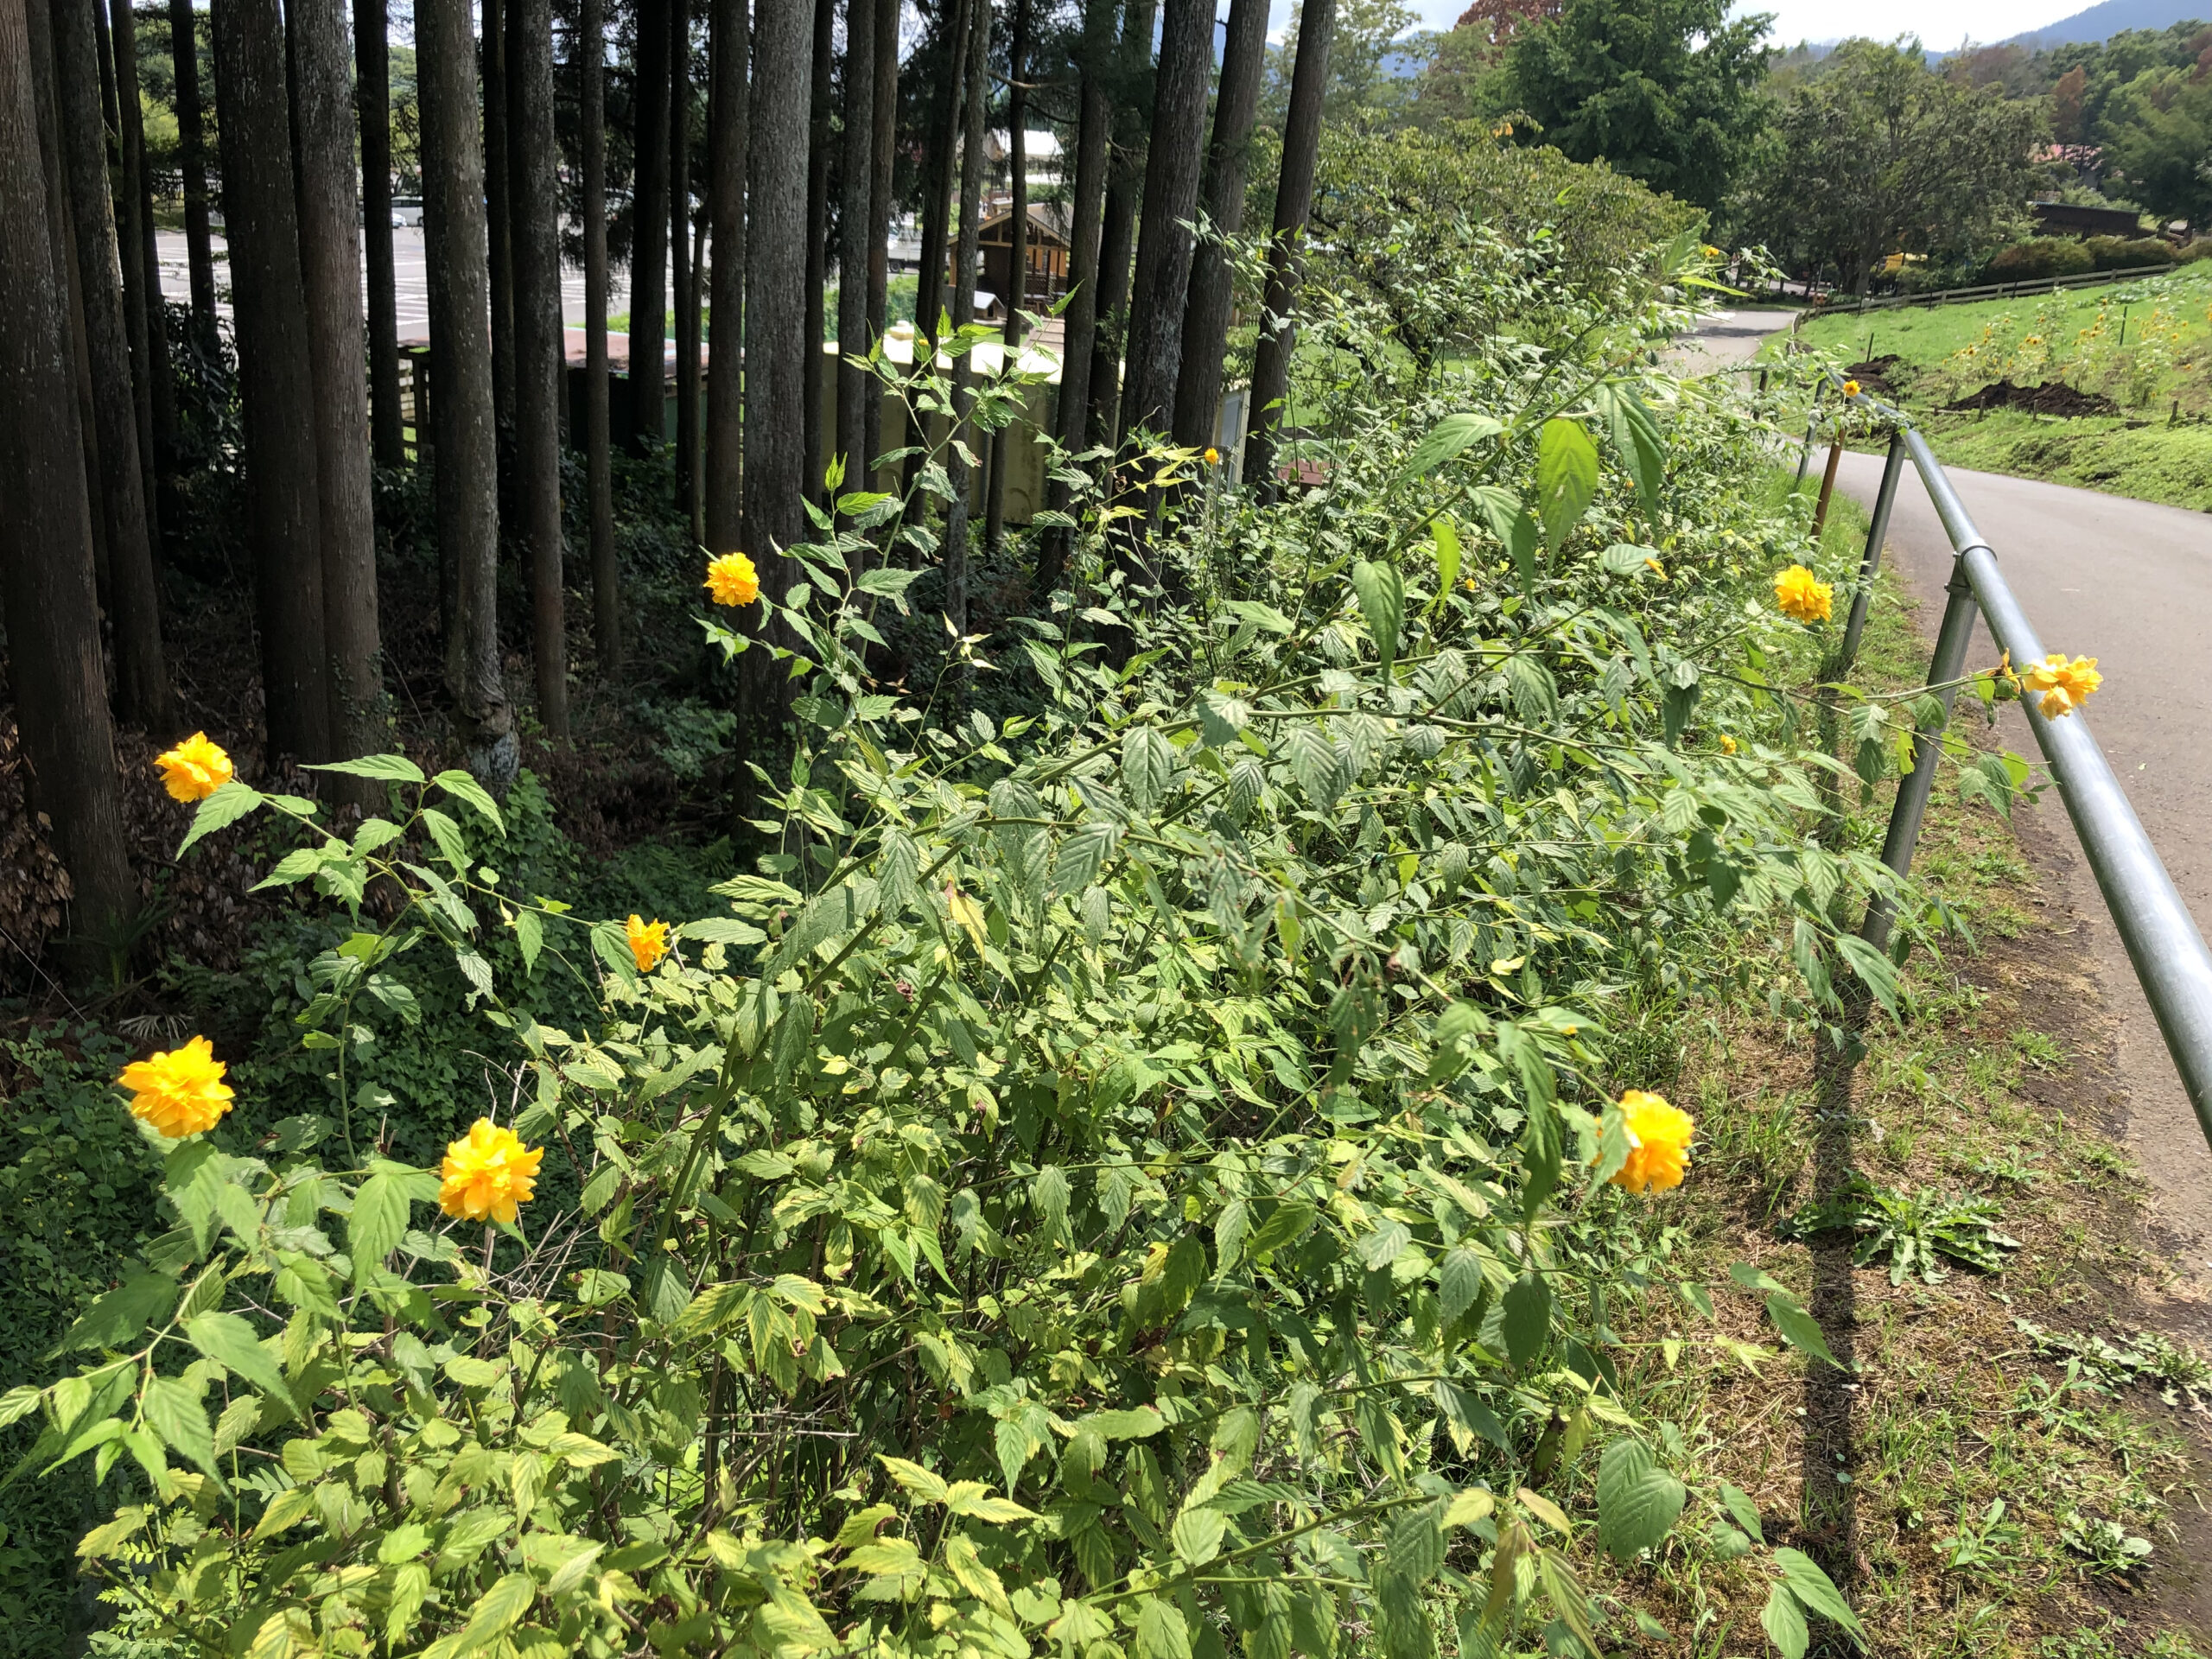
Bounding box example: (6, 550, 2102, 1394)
(969, 200, 1072, 319)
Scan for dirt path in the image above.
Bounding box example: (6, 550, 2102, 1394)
(1831, 448, 2212, 1302)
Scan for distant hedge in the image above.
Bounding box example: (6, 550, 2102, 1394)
(1981, 235, 2177, 282)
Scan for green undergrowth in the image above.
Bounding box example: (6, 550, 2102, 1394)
(1589, 481, 2212, 1654)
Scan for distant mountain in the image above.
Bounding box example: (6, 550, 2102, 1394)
(2005, 0, 2209, 49)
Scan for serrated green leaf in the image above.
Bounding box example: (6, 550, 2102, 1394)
(1594, 1436, 1685, 1560)
(1535, 418, 1599, 554)
(177, 781, 266, 858)
(431, 769, 505, 834)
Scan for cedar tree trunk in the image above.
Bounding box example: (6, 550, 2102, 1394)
(863, 0, 896, 486)
(168, 0, 217, 340)
(938, 0, 986, 636)
(984, 0, 1027, 554)
(510, 0, 567, 737)
(1171, 0, 1266, 457)
(482, 0, 514, 440)
(1244, 0, 1332, 500)
(1118, 0, 1209, 442)
(835, 0, 874, 516)
(671, 0, 701, 537)
(802, 0, 830, 504)
(358, 0, 405, 467)
(1084, 0, 1154, 453)
(582, 0, 620, 663)
(703, 0, 747, 554)
(629, 0, 670, 452)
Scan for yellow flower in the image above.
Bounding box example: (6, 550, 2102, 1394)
(118, 1036, 234, 1139)
(438, 1119, 543, 1224)
(155, 732, 234, 803)
(704, 552, 760, 607)
(626, 914, 670, 972)
(2022, 652, 2101, 719)
(1643, 556, 1666, 579)
(1842, 378, 1861, 397)
(1605, 1090, 1695, 1194)
(1718, 733, 1738, 754)
(1203, 447, 1220, 466)
(1701, 244, 1720, 257)
(1774, 564, 1834, 624)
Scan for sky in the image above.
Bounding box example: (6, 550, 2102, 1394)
(1260, 0, 2095, 50)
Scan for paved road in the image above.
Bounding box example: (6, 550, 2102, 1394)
(1833, 449, 2212, 1281)
(156, 226, 651, 333)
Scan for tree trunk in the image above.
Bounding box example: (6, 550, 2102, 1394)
(834, 0, 873, 518)
(482, 0, 514, 445)
(671, 0, 701, 540)
(1171, 0, 1266, 457)
(582, 0, 620, 666)
(741, 0, 808, 778)
(912, 0, 972, 352)
(1035, 0, 1111, 594)
(863, 0, 896, 487)
(938, 0, 987, 637)
(802, 0, 831, 507)
(167, 0, 217, 343)
(509, 0, 566, 739)
(703, 0, 746, 555)
(293, 0, 385, 769)
(358, 0, 405, 467)
(983, 0, 1027, 554)
(1084, 0, 1154, 454)
(1244, 0, 1332, 503)
(106, 0, 172, 504)
(1118, 0, 1209, 444)
(629, 0, 670, 453)
(212, 0, 330, 759)
(421, 0, 514, 785)
(0, 0, 138, 974)
(54, 0, 172, 732)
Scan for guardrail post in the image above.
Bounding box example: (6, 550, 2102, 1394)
(1859, 550, 1982, 952)
(1836, 430, 1905, 673)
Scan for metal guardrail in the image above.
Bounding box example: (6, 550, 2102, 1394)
(1812, 371, 2212, 1147)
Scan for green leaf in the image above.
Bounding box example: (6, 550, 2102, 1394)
(308, 753, 424, 783)
(1122, 727, 1175, 813)
(1535, 418, 1599, 554)
(1432, 518, 1461, 601)
(1135, 1598, 1191, 1659)
(1773, 1548, 1866, 1643)
(513, 906, 543, 973)
(432, 769, 506, 834)
(1597, 383, 1665, 512)
(1171, 1506, 1225, 1567)
(1594, 1437, 1686, 1560)
(251, 1484, 317, 1540)
(177, 780, 265, 857)
(1720, 1484, 1765, 1545)
(1765, 1290, 1847, 1372)
(1760, 1585, 1808, 1659)
(1471, 486, 1539, 594)
(1351, 560, 1407, 677)
(142, 1376, 217, 1478)
(348, 1172, 412, 1287)
(1501, 1271, 1551, 1368)
(1599, 541, 1662, 575)
(1246, 1199, 1316, 1260)
(1079, 1407, 1166, 1440)
(184, 1313, 298, 1414)
(1440, 1248, 1486, 1327)
(453, 1573, 537, 1653)
(677, 916, 768, 945)
(1396, 412, 1502, 484)
(57, 1273, 178, 1355)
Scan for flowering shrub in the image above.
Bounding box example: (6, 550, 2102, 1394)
(7, 251, 1925, 1659)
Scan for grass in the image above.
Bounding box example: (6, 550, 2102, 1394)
(1772, 264, 2212, 512)
(1578, 469, 2212, 1654)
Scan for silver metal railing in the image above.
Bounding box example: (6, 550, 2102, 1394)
(1812, 371, 2212, 1147)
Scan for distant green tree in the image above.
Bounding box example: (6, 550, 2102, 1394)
(1498, 0, 1772, 213)
(1262, 0, 1428, 130)
(2103, 68, 2212, 226)
(1737, 39, 2044, 294)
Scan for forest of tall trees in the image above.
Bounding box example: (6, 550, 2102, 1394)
(0, 0, 1340, 984)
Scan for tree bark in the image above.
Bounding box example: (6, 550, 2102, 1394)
(802, 0, 831, 506)
(1244, 0, 1332, 502)
(834, 0, 874, 517)
(742, 0, 808, 759)
(1034, 0, 1110, 594)
(358, 0, 405, 467)
(54, 0, 172, 732)
(983, 0, 1028, 554)
(703, 0, 746, 555)
(167, 0, 216, 344)
(582, 0, 620, 664)
(863, 0, 896, 486)
(1084, 0, 1154, 454)
(106, 0, 172, 502)
(671, 0, 701, 539)
(629, 0, 670, 453)
(938, 0, 987, 636)
(510, 0, 566, 738)
(1118, 0, 1209, 444)
(293, 0, 385, 768)
(212, 0, 329, 760)
(912, 0, 972, 353)
(482, 0, 515, 444)
(1171, 0, 1266, 457)
(0, 0, 138, 973)
(420, 0, 514, 785)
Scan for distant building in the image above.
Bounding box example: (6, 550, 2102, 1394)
(2031, 200, 2146, 238)
(965, 199, 1073, 320)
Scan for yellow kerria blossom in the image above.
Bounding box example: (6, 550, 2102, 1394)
(1842, 378, 1861, 397)
(2022, 652, 2102, 718)
(155, 732, 234, 804)
(1203, 446, 1220, 465)
(1605, 1090, 1695, 1194)
(626, 914, 670, 972)
(704, 551, 760, 607)
(1718, 733, 1738, 754)
(1774, 564, 1834, 624)
(438, 1119, 543, 1224)
(118, 1036, 234, 1138)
